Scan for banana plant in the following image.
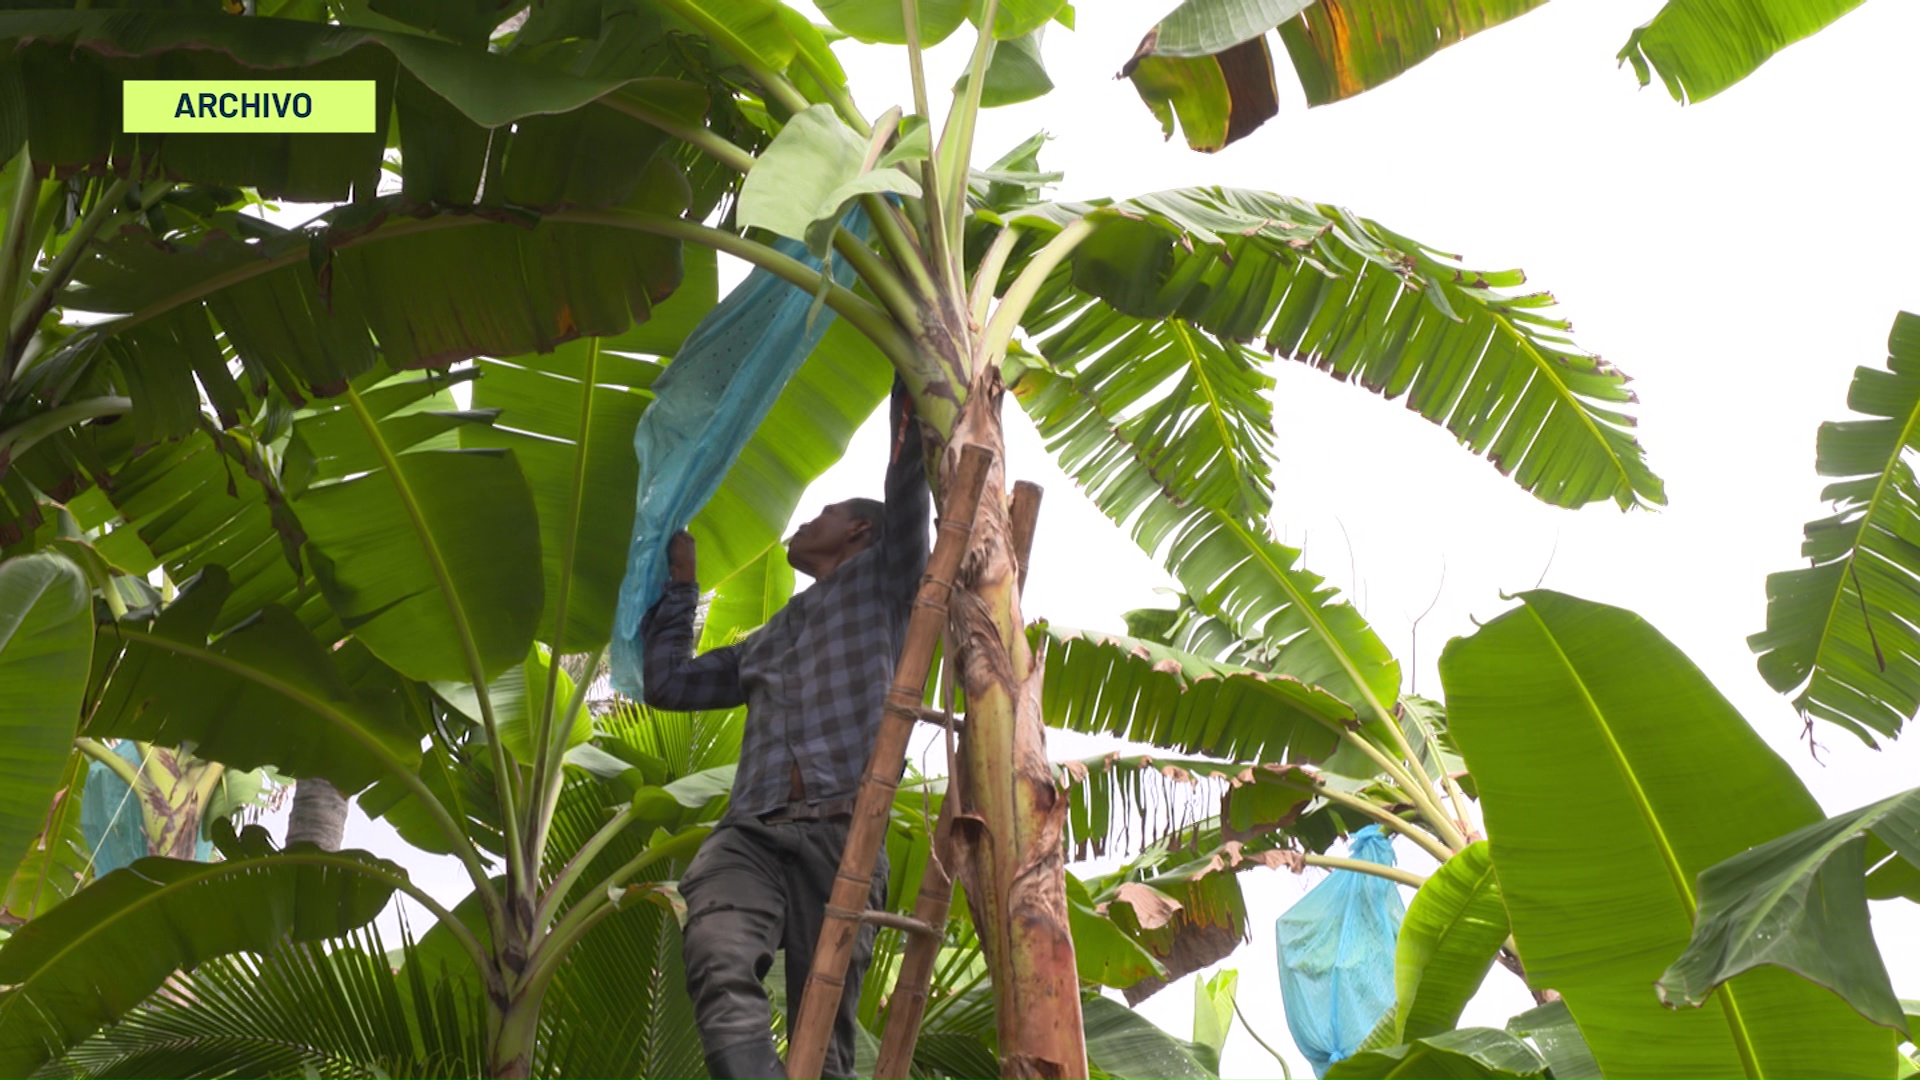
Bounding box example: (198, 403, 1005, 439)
(1435, 590, 1898, 1077)
(35, 696, 1214, 1080)
(0, 0, 1664, 1075)
(0, 334, 783, 1078)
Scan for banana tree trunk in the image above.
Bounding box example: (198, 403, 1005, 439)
(487, 984, 539, 1080)
(284, 778, 349, 851)
(943, 374, 1086, 1078)
(487, 1022, 533, 1076)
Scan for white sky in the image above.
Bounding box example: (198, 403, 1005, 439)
(301, 1, 1920, 1075)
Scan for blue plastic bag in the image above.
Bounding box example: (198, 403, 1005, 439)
(1275, 825, 1405, 1076)
(609, 207, 871, 701)
(81, 741, 211, 875)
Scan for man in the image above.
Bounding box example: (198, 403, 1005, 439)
(641, 378, 929, 1080)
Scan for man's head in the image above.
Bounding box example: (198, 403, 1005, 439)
(786, 498, 885, 578)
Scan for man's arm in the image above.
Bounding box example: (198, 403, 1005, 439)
(640, 532, 747, 711)
(882, 376, 932, 593)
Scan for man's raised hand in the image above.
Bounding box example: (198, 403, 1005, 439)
(669, 530, 697, 583)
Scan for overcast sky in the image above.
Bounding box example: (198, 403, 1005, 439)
(307, 1, 1920, 1075)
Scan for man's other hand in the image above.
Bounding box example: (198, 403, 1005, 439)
(669, 531, 697, 583)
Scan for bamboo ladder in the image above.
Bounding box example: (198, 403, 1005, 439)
(784, 440, 1042, 1080)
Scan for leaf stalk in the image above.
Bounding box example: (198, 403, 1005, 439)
(525, 337, 601, 867)
(1300, 853, 1427, 889)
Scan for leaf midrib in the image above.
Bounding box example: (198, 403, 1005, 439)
(536, 339, 597, 760)
(1168, 320, 1263, 518)
(344, 385, 495, 721)
(109, 627, 413, 782)
(1800, 382, 1920, 714)
(1521, 602, 1764, 1079)
(1220, 513, 1395, 730)
(1479, 302, 1636, 503)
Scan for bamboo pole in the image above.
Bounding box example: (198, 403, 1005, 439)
(1008, 480, 1042, 596)
(785, 444, 995, 1080)
(874, 480, 1042, 1079)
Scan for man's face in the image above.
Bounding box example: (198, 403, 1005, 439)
(786, 501, 871, 572)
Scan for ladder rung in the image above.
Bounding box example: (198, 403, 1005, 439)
(861, 910, 941, 937)
(911, 707, 962, 732)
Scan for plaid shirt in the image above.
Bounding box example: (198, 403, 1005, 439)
(641, 385, 929, 821)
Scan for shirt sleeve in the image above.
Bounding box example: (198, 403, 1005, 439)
(640, 581, 747, 711)
(883, 375, 932, 602)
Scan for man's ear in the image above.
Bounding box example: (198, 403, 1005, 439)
(847, 518, 876, 547)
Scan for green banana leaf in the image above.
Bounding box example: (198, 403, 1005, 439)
(1157, 509, 1400, 777)
(59, 176, 687, 405)
(1054, 750, 1319, 861)
(1504, 1000, 1599, 1080)
(637, 0, 849, 100)
(816, 0, 970, 47)
(1082, 995, 1217, 1080)
(1010, 259, 1404, 770)
(1065, 871, 1170, 989)
(432, 646, 591, 767)
(1, 751, 88, 923)
(1751, 311, 1920, 746)
(737, 104, 921, 257)
(102, 430, 315, 632)
(817, 0, 1067, 42)
(1123, 29, 1280, 153)
(1037, 623, 1352, 769)
(464, 345, 659, 656)
(0, 11, 711, 198)
(1121, 0, 1549, 146)
(1393, 840, 1508, 1043)
(1659, 784, 1919, 1035)
(1277, 0, 1549, 106)
(962, 28, 1056, 108)
(0, 848, 404, 1078)
(0, 552, 92, 878)
(1399, 694, 1473, 797)
(295, 377, 544, 683)
(1017, 276, 1275, 531)
(1619, 0, 1867, 104)
(1442, 590, 1898, 1077)
(1191, 969, 1237, 1075)
(85, 566, 422, 795)
(700, 549, 796, 653)
(1326, 1026, 1547, 1079)
(1018, 188, 1660, 512)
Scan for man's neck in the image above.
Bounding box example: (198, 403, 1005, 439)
(798, 544, 871, 583)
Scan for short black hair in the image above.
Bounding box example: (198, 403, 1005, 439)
(844, 498, 885, 544)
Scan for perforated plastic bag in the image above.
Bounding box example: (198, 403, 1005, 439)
(1275, 825, 1405, 1077)
(609, 206, 871, 700)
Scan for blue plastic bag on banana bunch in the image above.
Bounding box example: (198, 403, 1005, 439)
(609, 206, 871, 700)
(1275, 825, 1405, 1076)
(82, 740, 212, 875)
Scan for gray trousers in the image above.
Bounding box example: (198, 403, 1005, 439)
(680, 816, 889, 1080)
